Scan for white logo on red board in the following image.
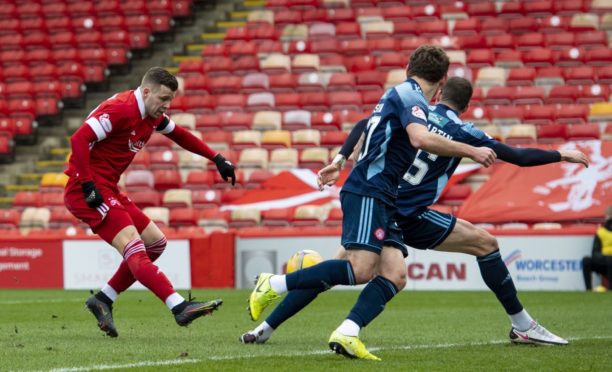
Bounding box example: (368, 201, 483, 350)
(412, 106, 426, 121)
(99, 113, 112, 133)
(374, 228, 385, 241)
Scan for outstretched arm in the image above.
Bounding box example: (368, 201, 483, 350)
(492, 143, 589, 168)
(407, 124, 497, 167)
(162, 119, 236, 185)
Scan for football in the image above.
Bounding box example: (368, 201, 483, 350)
(286, 250, 323, 273)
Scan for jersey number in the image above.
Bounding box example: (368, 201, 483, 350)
(358, 116, 381, 161)
(403, 149, 438, 186)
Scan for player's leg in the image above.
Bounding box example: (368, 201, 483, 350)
(241, 247, 349, 344)
(247, 192, 377, 322)
(435, 217, 567, 345)
(582, 256, 594, 290)
(329, 203, 406, 361)
(101, 198, 167, 301)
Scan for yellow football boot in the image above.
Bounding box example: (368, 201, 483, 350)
(328, 330, 381, 361)
(248, 273, 280, 321)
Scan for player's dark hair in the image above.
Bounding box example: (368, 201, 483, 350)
(142, 67, 178, 92)
(441, 77, 473, 112)
(406, 45, 450, 84)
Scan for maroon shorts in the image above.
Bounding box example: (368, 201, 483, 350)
(64, 178, 151, 243)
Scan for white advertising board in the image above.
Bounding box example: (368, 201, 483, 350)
(235, 235, 592, 291)
(63, 240, 191, 290)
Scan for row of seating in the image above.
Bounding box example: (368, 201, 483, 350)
(0, 0, 191, 20)
(241, 14, 610, 40)
(263, 0, 610, 16)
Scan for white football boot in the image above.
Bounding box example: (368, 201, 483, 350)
(509, 321, 568, 345)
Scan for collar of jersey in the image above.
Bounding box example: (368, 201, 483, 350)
(134, 87, 146, 119)
(405, 78, 424, 96)
(435, 103, 459, 116)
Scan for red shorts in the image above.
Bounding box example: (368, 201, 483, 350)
(64, 178, 151, 243)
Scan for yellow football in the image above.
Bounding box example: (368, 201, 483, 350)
(286, 250, 323, 273)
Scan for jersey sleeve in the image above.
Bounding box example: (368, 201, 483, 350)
(84, 103, 125, 142)
(456, 122, 499, 148)
(398, 93, 429, 129)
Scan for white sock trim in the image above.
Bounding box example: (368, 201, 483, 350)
(101, 284, 118, 302)
(165, 292, 185, 310)
(510, 309, 534, 332)
(269, 274, 288, 294)
(337, 319, 360, 337)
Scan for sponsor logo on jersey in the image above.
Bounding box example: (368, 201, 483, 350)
(107, 197, 121, 207)
(99, 113, 112, 133)
(411, 106, 426, 121)
(128, 138, 146, 153)
(374, 227, 385, 240)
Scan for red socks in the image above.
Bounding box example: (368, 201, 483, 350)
(108, 237, 167, 294)
(118, 238, 174, 302)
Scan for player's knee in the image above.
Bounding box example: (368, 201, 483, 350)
(146, 236, 167, 261)
(476, 229, 498, 256)
(347, 256, 377, 284)
(380, 265, 407, 290)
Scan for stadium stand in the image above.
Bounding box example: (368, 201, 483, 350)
(0, 0, 609, 234)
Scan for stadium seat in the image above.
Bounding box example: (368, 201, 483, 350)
(536, 124, 569, 144)
(162, 189, 192, 209)
(576, 84, 610, 104)
(239, 148, 269, 169)
(0, 209, 21, 230)
(556, 104, 589, 124)
(584, 47, 612, 67)
(39, 192, 64, 208)
(253, 111, 282, 131)
(292, 54, 320, 73)
(567, 124, 601, 141)
(589, 102, 612, 122)
(292, 129, 320, 149)
(475, 67, 506, 87)
(522, 48, 555, 67)
(546, 85, 580, 104)
(150, 150, 179, 170)
(297, 72, 328, 92)
(299, 147, 330, 168)
(484, 87, 515, 106)
(467, 49, 495, 68)
(168, 208, 198, 228)
(261, 208, 293, 227)
(260, 54, 291, 74)
(505, 124, 537, 145)
(269, 148, 299, 169)
(490, 106, 524, 126)
(49, 207, 79, 229)
(506, 67, 536, 86)
(13, 191, 41, 210)
(556, 47, 586, 67)
(232, 130, 262, 149)
(153, 169, 182, 191)
(229, 209, 261, 228)
(312, 112, 342, 131)
(523, 104, 557, 126)
(479, 124, 503, 142)
(564, 66, 596, 85)
(293, 205, 325, 226)
(602, 123, 612, 140)
(545, 32, 576, 50)
(191, 189, 222, 209)
(246, 92, 276, 112)
(241, 73, 270, 94)
(40, 173, 68, 192)
(219, 112, 254, 131)
(262, 130, 292, 149)
(20, 207, 50, 231)
(513, 86, 546, 105)
(197, 208, 229, 233)
(534, 66, 565, 86)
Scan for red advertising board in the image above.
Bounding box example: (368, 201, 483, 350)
(0, 239, 63, 288)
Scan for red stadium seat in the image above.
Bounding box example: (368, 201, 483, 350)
(320, 130, 348, 148)
(269, 74, 298, 93)
(169, 208, 198, 228)
(506, 67, 536, 86)
(490, 105, 524, 126)
(513, 86, 546, 105)
(439, 184, 472, 206)
(192, 189, 222, 209)
(556, 47, 586, 67)
(564, 66, 596, 85)
(546, 33, 575, 50)
(311, 112, 341, 131)
(567, 124, 600, 141)
(467, 49, 494, 68)
(523, 104, 557, 126)
(245, 169, 275, 189)
(576, 84, 610, 104)
(13, 191, 41, 210)
(585, 47, 612, 67)
(128, 190, 162, 209)
(556, 104, 589, 124)
(261, 209, 293, 227)
(536, 124, 569, 144)
(481, 18, 509, 35)
(153, 169, 182, 191)
(547, 85, 580, 104)
(516, 32, 545, 51)
(523, 48, 556, 67)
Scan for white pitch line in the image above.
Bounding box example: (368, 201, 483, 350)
(31, 335, 612, 372)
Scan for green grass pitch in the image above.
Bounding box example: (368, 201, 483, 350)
(2, 289, 611, 371)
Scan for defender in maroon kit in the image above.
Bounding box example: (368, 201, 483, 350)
(64, 67, 234, 337)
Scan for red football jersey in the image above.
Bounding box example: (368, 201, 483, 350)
(65, 88, 177, 187)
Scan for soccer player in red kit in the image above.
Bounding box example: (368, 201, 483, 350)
(64, 67, 235, 337)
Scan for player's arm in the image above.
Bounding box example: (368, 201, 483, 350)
(69, 123, 105, 208)
(317, 118, 367, 189)
(407, 124, 497, 167)
(491, 143, 589, 168)
(159, 116, 236, 185)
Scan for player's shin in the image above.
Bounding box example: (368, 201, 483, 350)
(123, 239, 175, 302)
(106, 237, 168, 297)
(266, 288, 325, 329)
(341, 275, 398, 336)
(477, 250, 534, 330)
(285, 259, 356, 291)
